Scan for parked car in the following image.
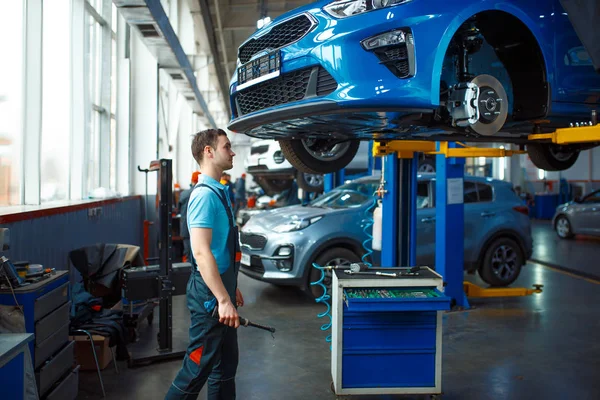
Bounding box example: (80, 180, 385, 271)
(237, 187, 301, 226)
(245, 139, 371, 194)
(240, 174, 533, 298)
(228, 0, 600, 174)
(553, 188, 600, 238)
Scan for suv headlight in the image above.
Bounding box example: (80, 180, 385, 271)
(324, 0, 412, 19)
(272, 216, 323, 233)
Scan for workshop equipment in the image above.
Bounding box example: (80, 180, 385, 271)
(125, 159, 190, 367)
(0, 271, 78, 399)
(331, 266, 449, 396)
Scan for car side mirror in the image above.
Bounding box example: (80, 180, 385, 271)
(574, 196, 582, 203)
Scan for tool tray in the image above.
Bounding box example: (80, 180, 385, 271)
(343, 287, 451, 312)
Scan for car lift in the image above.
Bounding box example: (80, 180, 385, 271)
(372, 119, 600, 307)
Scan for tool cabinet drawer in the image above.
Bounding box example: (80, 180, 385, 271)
(343, 287, 451, 312)
(44, 365, 79, 400)
(34, 282, 69, 321)
(36, 340, 74, 396)
(35, 322, 69, 368)
(35, 301, 71, 345)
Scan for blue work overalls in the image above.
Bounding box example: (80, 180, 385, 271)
(166, 184, 240, 400)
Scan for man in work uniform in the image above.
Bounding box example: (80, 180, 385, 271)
(166, 128, 244, 400)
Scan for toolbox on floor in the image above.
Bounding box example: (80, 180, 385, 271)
(331, 267, 450, 396)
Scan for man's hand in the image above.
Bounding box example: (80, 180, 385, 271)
(218, 300, 240, 328)
(236, 288, 244, 307)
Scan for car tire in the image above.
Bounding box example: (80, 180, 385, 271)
(555, 215, 574, 239)
(296, 171, 324, 193)
(418, 157, 436, 173)
(308, 247, 361, 299)
(280, 139, 360, 174)
(527, 143, 580, 171)
(479, 237, 523, 287)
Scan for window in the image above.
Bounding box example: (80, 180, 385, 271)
(86, 9, 103, 193)
(477, 183, 493, 202)
(0, 2, 24, 206)
(583, 190, 600, 203)
(41, 0, 72, 202)
(109, 4, 118, 190)
(464, 182, 478, 203)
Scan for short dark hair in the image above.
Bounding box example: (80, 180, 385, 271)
(191, 128, 227, 165)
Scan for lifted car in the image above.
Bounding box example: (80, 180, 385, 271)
(228, 0, 600, 174)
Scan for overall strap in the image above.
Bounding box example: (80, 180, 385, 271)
(196, 183, 234, 227)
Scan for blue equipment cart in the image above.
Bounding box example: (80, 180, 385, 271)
(331, 267, 450, 397)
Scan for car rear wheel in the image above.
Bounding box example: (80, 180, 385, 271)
(308, 247, 360, 299)
(527, 143, 580, 171)
(280, 139, 360, 174)
(479, 237, 523, 287)
(555, 215, 574, 239)
(296, 171, 324, 193)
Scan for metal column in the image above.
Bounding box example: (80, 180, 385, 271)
(381, 155, 418, 267)
(435, 143, 469, 308)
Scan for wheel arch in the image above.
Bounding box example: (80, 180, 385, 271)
(432, 5, 551, 120)
(301, 237, 365, 287)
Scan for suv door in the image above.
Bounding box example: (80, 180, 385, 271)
(462, 181, 501, 264)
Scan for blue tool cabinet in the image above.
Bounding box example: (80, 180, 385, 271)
(0, 271, 78, 399)
(331, 267, 450, 397)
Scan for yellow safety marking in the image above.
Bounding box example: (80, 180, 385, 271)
(528, 261, 600, 285)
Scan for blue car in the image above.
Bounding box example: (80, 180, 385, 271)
(239, 174, 533, 297)
(228, 0, 600, 174)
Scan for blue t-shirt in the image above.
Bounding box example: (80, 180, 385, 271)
(187, 175, 234, 274)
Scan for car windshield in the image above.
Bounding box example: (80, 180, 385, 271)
(309, 180, 378, 209)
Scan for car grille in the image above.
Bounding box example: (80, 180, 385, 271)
(251, 144, 269, 155)
(235, 66, 337, 116)
(240, 232, 268, 250)
(372, 33, 415, 79)
(239, 15, 315, 64)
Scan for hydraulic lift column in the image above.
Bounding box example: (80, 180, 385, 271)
(381, 155, 418, 267)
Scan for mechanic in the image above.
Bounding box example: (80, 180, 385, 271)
(166, 128, 244, 400)
(178, 171, 200, 262)
(233, 173, 246, 217)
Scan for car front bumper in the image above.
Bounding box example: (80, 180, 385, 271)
(228, 2, 458, 136)
(239, 227, 316, 286)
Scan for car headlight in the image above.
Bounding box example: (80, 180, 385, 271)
(323, 0, 412, 19)
(272, 216, 323, 233)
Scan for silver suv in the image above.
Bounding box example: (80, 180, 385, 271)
(240, 174, 533, 297)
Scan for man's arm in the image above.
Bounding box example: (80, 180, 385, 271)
(190, 227, 239, 328)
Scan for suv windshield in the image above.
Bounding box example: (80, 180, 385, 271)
(309, 180, 378, 209)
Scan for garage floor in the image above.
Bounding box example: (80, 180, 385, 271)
(77, 224, 600, 400)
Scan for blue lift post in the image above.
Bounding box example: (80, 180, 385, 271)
(435, 142, 469, 309)
(381, 154, 418, 267)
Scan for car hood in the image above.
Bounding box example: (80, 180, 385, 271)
(243, 204, 336, 231)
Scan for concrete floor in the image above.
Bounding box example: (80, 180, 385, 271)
(77, 223, 600, 400)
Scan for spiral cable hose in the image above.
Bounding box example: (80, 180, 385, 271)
(361, 199, 377, 267)
(310, 262, 332, 344)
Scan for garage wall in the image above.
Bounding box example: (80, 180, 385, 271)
(1, 197, 143, 272)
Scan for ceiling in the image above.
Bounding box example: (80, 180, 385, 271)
(204, 0, 312, 91)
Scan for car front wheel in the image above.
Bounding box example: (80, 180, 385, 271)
(479, 237, 524, 287)
(280, 139, 360, 174)
(555, 215, 574, 239)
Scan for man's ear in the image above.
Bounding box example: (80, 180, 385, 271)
(204, 145, 213, 158)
